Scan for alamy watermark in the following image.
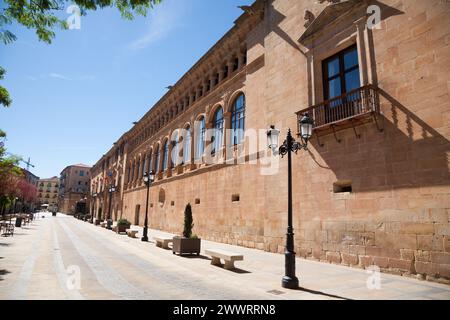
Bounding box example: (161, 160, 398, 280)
(159, 124, 284, 176)
(367, 5, 382, 30)
(66, 265, 81, 290)
(366, 265, 382, 290)
(66, 4, 81, 30)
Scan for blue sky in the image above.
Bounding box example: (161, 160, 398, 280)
(0, 0, 253, 179)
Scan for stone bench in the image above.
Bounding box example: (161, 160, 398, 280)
(153, 236, 173, 249)
(205, 249, 244, 270)
(127, 230, 138, 238)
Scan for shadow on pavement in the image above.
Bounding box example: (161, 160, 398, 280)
(0, 269, 11, 281)
(296, 287, 351, 300)
(177, 254, 211, 261)
(217, 266, 251, 274)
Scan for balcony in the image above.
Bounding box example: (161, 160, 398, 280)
(296, 85, 381, 137)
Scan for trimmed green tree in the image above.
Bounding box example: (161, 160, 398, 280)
(183, 203, 194, 239)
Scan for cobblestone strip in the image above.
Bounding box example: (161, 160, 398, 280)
(52, 221, 85, 300)
(58, 219, 159, 300)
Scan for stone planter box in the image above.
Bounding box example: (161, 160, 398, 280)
(172, 236, 201, 256)
(117, 224, 131, 234)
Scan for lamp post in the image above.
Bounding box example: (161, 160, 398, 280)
(107, 185, 116, 230)
(267, 113, 314, 289)
(142, 171, 155, 242)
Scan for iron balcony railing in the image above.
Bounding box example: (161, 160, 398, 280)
(296, 84, 380, 130)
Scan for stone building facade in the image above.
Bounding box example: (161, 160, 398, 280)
(90, 0, 450, 282)
(58, 164, 91, 214)
(37, 177, 59, 209)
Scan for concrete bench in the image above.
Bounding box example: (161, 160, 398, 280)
(153, 236, 173, 249)
(205, 249, 244, 270)
(127, 230, 138, 238)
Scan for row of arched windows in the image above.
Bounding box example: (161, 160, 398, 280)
(129, 51, 247, 152)
(126, 93, 246, 183)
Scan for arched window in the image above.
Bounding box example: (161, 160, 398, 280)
(231, 93, 245, 145)
(136, 158, 141, 180)
(141, 155, 146, 177)
(184, 126, 191, 164)
(171, 131, 179, 167)
(155, 145, 160, 173)
(147, 150, 152, 173)
(196, 117, 206, 160)
(162, 140, 169, 171)
(131, 161, 135, 181)
(212, 107, 223, 155)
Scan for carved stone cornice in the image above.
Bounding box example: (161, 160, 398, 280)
(299, 0, 368, 45)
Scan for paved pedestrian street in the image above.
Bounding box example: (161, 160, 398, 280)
(1, 213, 449, 300)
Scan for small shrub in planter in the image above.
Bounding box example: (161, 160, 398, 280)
(117, 218, 131, 233)
(173, 203, 201, 255)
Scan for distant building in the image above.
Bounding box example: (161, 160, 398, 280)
(21, 168, 39, 212)
(22, 168, 39, 187)
(58, 164, 91, 215)
(37, 177, 59, 210)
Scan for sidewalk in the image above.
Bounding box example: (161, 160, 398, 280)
(2, 214, 449, 300)
(122, 224, 450, 300)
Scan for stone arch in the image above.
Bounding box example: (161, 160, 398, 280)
(207, 103, 224, 125)
(225, 90, 246, 114)
(195, 113, 206, 123)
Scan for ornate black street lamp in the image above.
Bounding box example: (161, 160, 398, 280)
(107, 185, 116, 230)
(267, 113, 314, 289)
(142, 171, 155, 242)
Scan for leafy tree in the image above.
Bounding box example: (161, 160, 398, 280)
(0, 130, 23, 214)
(0, 67, 11, 107)
(0, 0, 163, 107)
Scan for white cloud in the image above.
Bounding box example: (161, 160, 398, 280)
(49, 73, 71, 80)
(129, 0, 184, 50)
(27, 73, 95, 81)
